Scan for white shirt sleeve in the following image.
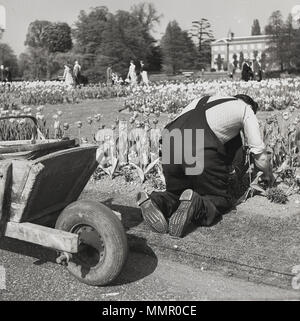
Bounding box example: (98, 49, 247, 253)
(242, 105, 265, 155)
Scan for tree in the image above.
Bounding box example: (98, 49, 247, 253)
(265, 12, 300, 71)
(265, 10, 285, 71)
(19, 47, 48, 80)
(251, 19, 261, 35)
(282, 13, 300, 71)
(24, 20, 52, 48)
(131, 2, 162, 31)
(41, 22, 72, 53)
(72, 6, 110, 55)
(161, 20, 198, 74)
(190, 18, 214, 69)
(131, 2, 162, 70)
(0, 43, 19, 77)
(72, 5, 162, 81)
(24, 20, 73, 79)
(147, 45, 162, 71)
(93, 10, 152, 81)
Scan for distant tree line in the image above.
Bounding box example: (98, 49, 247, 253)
(264, 10, 300, 72)
(250, 12, 300, 72)
(2, 5, 300, 81)
(1, 2, 216, 81)
(20, 3, 164, 82)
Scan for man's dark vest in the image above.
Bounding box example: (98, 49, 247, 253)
(163, 96, 243, 198)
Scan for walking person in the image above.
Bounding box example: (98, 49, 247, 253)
(0, 65, 7, 82)
(73, 61, 81, 86)
(127, 60, 137, 86)
(228, 62, 235, 79)
(63, 65, 74, 87)
(137, 95, 274, 237)
(5, 66, 12, 82)
(140, 60, 149, 86)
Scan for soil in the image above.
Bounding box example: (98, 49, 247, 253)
(79, 173, 300, 289)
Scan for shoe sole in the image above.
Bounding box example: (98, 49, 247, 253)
(137, 192, 168, 234)
(169, 189, 194, 238)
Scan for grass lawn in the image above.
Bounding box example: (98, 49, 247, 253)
(38, 97, 276, 142)
(39, 98, 169, 141)
(41, 98, 125, 140)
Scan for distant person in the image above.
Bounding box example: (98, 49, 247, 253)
(106, 65, 113, 86)
(63, 65, 74, 87)
(0, 65, 7, 82)
(228, 62, 235, 79)
(241, 60, 253, 82)
(135, 60, 142, 84)
(5, 67, 12, 82)
(73, 61, 81, 86)
(127, 60, 137, 85)
(249, 61, 254, 80)
(140, 60, 149, 86)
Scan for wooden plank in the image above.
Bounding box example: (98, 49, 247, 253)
(0, 161, 12, 237)
(0, 139, 77, 154)
(9, 162, 44, 223)
(4, 222, 79, 253)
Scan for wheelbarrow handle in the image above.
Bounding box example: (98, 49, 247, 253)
(0, 115, 45, 141)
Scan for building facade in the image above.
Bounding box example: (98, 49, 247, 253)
(211, 34, 270, 71)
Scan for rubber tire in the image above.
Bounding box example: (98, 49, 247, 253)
(55, 200, 128, 286)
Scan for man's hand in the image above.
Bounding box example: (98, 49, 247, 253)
(254, 152, 274, 187)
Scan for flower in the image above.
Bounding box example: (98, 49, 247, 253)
(37, 106, 44, 112)
(76, 121, 83, 128)
(36, 113, 45, 120)
(94, 114, 102, 122)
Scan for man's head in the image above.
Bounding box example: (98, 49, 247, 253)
(234, 94, 259, 114)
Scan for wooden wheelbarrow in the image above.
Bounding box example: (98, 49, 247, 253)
(0, 115, 128, 286)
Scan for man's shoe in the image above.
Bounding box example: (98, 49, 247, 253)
(136, 191, 168, 234)
(169, 189, 196, 238)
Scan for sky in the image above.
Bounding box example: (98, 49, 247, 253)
(0, 0, 299, 55)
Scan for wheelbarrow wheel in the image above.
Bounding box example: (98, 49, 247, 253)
(55, 200, 128, 286)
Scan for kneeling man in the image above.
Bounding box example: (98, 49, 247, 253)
(137, 95, 274, 237)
